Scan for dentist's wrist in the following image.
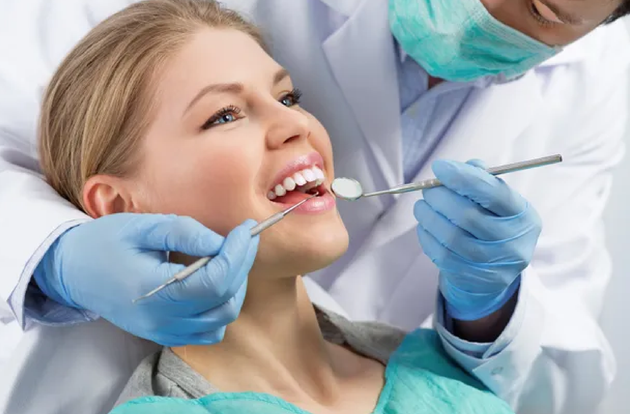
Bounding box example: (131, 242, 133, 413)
(444, 275, 521, 321)
(449, 279, 520, 343)
(32, 239, 78, 309)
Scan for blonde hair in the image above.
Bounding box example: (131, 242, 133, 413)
(39, 0, 265, 211)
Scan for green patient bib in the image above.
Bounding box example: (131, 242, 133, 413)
(110, 329, 514, 414)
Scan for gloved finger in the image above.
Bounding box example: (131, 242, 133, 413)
(227, 220, 259, 302)
(422, 186, 516, 241)
(160, 220, 257, 306)
(431, 159, 526, 217)
(415, 200, 475, 252)
(466, 159, 487, 169)
(416, 226, 462, 274)
(416, 226, 519, 291)
(155, 289, 246, 336)
(150, 270, 242, 316)
(129, 214, 225, 257)
(417, 209, 536, 287)
(187, 326, 228, 346)
(153, 326, 228, 347)
(415, 200, 510, 262)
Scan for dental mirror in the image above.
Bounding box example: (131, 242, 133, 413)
(331, 177, 364, 201)
(332, 154, 563, 202)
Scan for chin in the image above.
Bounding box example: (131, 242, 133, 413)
(257, 220, 349, 278)
(293, 233, 349, 275)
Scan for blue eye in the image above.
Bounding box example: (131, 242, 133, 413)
(202, 105, 242, 130)
(215, 113, 235, 124)
(280, 88, 303, 107)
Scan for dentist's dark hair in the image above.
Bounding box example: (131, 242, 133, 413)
(606, 0, 630, 23)
(39, 0, 266, 211)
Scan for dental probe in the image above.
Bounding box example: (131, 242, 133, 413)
(133, 192, 319, 303)
(332, 154, 563, 201)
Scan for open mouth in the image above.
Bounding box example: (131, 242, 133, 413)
(267, 165, 328, 205)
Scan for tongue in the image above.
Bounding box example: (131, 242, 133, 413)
(274, 190, 313, 204)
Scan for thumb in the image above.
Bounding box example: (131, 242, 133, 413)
(466, 159, 488, 169)
(157, 219, 259, 305)
(128, 214, 225, 256)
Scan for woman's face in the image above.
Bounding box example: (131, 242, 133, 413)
(131, 28, 348, 278)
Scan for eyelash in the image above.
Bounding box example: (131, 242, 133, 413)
(201, 88, 303, 131)
(280, 88, 303, 107)
(528, 1, 557, 27)
(201, 105, 241, 130)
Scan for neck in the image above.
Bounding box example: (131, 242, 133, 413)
(173, 275, 340, 403)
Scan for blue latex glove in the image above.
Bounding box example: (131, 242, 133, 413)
(34, 213, 259, 346)
(414, 159, 542, 321)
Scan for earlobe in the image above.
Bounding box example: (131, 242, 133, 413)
(83, 175, 139, 218)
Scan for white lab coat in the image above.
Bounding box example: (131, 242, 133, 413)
(1, 1, 628, 413)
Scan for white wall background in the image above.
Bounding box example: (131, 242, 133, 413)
(597, 18, 630, 414)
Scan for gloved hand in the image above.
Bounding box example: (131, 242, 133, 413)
(34, 213, 259, 346)
(414, 159, 542, 321)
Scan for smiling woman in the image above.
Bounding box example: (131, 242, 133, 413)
(35, 0, 524, 413)
(36, 1, 519, 414)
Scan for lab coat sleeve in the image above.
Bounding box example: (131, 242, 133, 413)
(0, 128, 94, 329)
(434, 28, 629, 414)
(0, 0, 141, 329)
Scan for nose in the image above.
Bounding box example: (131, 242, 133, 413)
(265, 102, 310, 149)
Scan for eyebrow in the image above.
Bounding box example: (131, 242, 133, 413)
(185, 68, 290, 113)
(274, 68, 290, 85)
(538, 0, 585, 25)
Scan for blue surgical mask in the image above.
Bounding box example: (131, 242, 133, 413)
(389, 0, 562, 82)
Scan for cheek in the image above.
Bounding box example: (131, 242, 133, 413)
(308, 117, 335, 175)
(138, 137, 262, 235)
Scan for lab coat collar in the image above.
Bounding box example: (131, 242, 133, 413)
(535, 18, 627, 68)
(538, 39, 586, 68)
(315, 0, 362, 16)
(321, 0, 404, 188)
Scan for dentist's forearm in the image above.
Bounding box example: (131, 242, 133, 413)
(452, 289, 518, 343)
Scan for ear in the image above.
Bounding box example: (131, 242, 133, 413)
(82, 175, 141, 219)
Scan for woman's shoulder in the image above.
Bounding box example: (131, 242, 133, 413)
(115, 347, 215, 407)
(315, 305, 408, 364)
(115, 351, 174, 405)
(114, 352, 162, 406)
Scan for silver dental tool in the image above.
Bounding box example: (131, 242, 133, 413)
(332, 154, 563, 201)
(133, 192, 319, 303)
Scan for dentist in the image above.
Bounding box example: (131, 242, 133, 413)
(1, 1, 629, 413)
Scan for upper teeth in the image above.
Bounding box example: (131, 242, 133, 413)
(268, 166, 325, 200)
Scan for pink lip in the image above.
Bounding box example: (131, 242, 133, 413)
(291, 191, 336, 214)
(269, 152, 324, 192)
(266, 152, 335, 215)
